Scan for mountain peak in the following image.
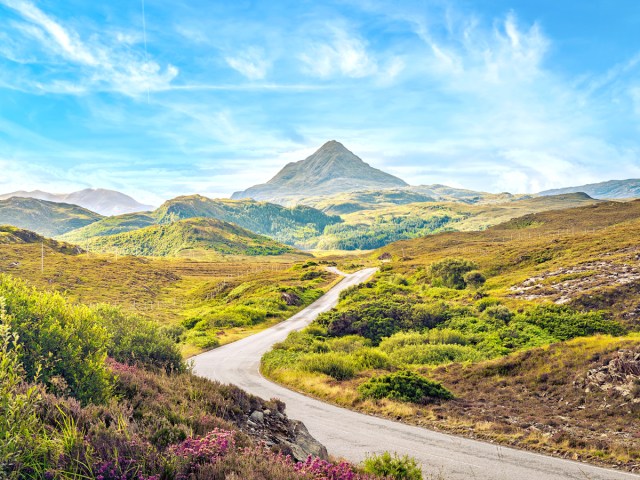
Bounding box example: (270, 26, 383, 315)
(232, 141, 407, 204)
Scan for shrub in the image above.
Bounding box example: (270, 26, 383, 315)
(300, 352, 357, 380)
(483, 305, 514, 323)
(352, 348, 392, 370)
(363, 452, 423, 480)
(358, 370, 453, 404)
(0, 324, 52, 478)
(464, 270, 486, 290)
(518, 305, 625, 341)
(95, 305, 185, 373)
(0, 277, 112, 404)
(427, 258, 477, 289)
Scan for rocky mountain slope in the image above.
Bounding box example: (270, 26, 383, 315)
(232, 140, 407, 204)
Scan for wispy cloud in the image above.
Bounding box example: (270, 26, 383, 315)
(225, 47, 270, 80)
(299, 26, 379, 79)
(0, 0, 178, 96)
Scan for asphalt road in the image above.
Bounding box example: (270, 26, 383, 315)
(193, 268, 637, 480)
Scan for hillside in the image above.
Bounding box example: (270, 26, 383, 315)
(305, 192, 599, 250)
(0, 197, 103, 237)
(231, 140, 407, 204)
(61, 195, 341, 248)
(85, 217, 293, 257)
(0, 225, 81, 254)
(539, 178, 640, 199)
(264, 199, 640, 469)
(0, 188, 153, 215)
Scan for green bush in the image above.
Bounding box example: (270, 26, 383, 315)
(95, 305, 185, 373)
(464, 270, 486, 289)
(358, 370, 453, 404)
(300, 352, 357, 380)
(352, 348, 391, 370)
(0, 324, 52, 478)
(363, 452, 423, 480)
(518, 305, 625, 341)
(0, 276, 112, 405)
(427, 258, 478, 289)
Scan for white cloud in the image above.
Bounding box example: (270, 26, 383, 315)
(0, 0, 178, 96)
(225, 47, 270, 80)
(299, 26, 378, 78)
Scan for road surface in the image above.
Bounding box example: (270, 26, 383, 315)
(193, 268, 637, 480)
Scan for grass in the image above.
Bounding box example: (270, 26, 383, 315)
(0, 239, 339, 355)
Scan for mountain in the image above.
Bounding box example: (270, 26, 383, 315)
(231, 140, 408, 204)
(0, 188, 153, 215)
(59, 195, 341, 248)
(539, 179, 640, 199)
(0, 197, 103, 237)
(84, 217, 293, 257)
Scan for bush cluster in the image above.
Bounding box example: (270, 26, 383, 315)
(358, 371, 454, 404)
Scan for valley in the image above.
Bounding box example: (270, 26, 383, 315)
(1, 143, 640, 479)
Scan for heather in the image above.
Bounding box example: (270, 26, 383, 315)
(0, 277, 403, 479)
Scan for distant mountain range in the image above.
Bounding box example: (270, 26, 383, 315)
(0, 188, 153, 216)
(59, 194, 341, 248)
(232, 140, 408, 204)
(539, 179, 640, 199)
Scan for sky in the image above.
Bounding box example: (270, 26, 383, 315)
(1, 0, 639, 205)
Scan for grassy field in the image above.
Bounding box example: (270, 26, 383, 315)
(262, 199, 640, 470)
(0, 240, 339, 356)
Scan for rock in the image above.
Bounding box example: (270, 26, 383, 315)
(283, 420, 329, 461)
(250, 410, 265, 424)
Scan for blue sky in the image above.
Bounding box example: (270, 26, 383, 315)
(1, 0, 639, 205)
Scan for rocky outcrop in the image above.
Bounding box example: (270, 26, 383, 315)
(239, 404, 328, 461)
(579, 349, 640, 402)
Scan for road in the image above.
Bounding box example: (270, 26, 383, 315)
(193, 268, 637, 480)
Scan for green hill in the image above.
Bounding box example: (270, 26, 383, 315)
(0, 225, 82, 254)
(84, 217, 294, 257)
(0, 197, 103, 236)
(303, 192, 599, 250)
(61, 195, 341, 248)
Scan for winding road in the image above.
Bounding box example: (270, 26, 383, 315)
(193, 268, 638, 480)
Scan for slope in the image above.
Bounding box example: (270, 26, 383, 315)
(0, 197, 103, 237)
(60, 195, 342, 248)
(85, 217, 294, 257)
(231, 140, 407, 204)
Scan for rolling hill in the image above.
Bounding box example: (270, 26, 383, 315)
(231, 140, 407, 204)
(83, 217, 294, 257)
(539, 178, 640, 199)
(0, 197, 103, 237)
(304, 192, 600, 250)
(60, 195, 342, 248)
(0, 225, 82, 254)
(0, 188, 153, 215)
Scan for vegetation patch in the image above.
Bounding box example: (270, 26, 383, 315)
(358, 371, 453, 403)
